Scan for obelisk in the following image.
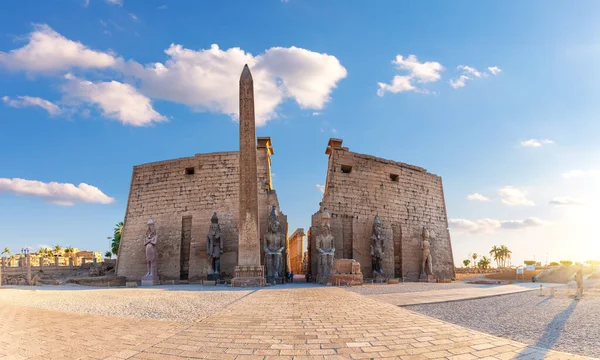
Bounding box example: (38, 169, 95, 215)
(232, 64, 264, 287)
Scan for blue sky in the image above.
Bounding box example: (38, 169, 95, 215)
(1, 0, 599, 265)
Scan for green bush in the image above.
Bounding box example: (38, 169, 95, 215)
(524, 260, 536, 265)
(559, 260, 573, 267)
(549, 262, 559, 266)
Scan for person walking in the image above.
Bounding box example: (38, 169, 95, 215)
(575, 264, 584, 300)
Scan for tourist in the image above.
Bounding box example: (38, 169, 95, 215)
(575, 264, 584, 300)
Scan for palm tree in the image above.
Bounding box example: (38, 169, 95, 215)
(54, 245, 63, 256)
(478, 256, 492, 270)
(105, 251, 112, 259)
(489, 246, 500, 268)
(472, 253, 478, 268)
(64, 247, 75, 258)
(462, 259, 471, 268)
(111, 221, 124, 256)
(499, 245, 511, 267)
(1, 247, 10, 257)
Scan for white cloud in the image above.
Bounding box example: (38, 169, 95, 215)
(2, 95, 61, 116)
(105, 0, 122, 5)
(550, 197, 585, 206)
(467, 193, 490, 201)
(561, 169, 599, 178)
(458, 65, 483, 78)
(312, 112, 321, 116)
(521, 139, 554, 148)
(377, 55, 443, 96)
(1, 26, 346, 126)
(316, 184, 325, 194)
(449, 217, 545, 233)
(0, 178, 114, 206)
(488, 66, 502, 75)
(0, 24, 117, 73)
(498, 186, 535, 206)
(449, 65, 501, 89)
(62, 75, 166, 126)
(157, 5, 167, 9)
(124, 44, 346, 126)
(449, 75, 470, 89)
(129, 13, 138, 21)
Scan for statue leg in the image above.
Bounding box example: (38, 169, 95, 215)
(146, 261, 151, 277)
(275, 254, 281, 278)
(215, 258, 220, 274)
(428, 255, 433, 275)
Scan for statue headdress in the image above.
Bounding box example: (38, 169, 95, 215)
(147, 218, 154, 225)
(211, 212, 219, 224)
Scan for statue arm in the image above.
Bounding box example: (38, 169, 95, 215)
(150, 234, 157, 245)
(218, 233, 223, 253)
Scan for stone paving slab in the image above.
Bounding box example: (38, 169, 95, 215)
(0, 287, 592, 360)
(368, 283, 567, 306)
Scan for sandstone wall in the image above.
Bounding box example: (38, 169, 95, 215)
(117, 145, 287, 282)
(287, 228, 305, 274)
(310, 140, 455, 281)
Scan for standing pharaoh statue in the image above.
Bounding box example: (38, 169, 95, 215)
(142, 218, 159, 284)
(316, 207, 335, 279)
(207, 212, 223, 277)
(264, 206, 285, 282)
(371, 216, 385, 276)
(421, 227, 433, 277)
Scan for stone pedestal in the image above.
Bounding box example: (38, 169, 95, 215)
(266, 276, 284, 285)
(141, 275, 160, 286)
(232, 265, 264, 287)
(325, 259, 363, 285)
(207, 273, 221, 281)
(419, 273, 436, 283)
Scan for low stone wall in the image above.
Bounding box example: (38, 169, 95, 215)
(66, 276, 126, 287)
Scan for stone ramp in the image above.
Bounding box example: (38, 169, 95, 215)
(369, 283, 566, 306)
(0, 287, 591, 359)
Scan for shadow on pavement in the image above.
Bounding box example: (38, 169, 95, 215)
(517, 299, 578, 358)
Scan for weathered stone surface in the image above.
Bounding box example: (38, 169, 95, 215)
(310, 138, 455, 281)
(237, 64, 260, 268)
(287, 228, 304, 274)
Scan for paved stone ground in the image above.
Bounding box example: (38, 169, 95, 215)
(365, 283, 566, 306)
(0, 286, 592, 360)
(347, 282, 474, 296)
(0, 285, 252, 322)
(406, 288, 600, 358)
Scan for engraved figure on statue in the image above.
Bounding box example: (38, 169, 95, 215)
(316, 207, 335, 277)
(421, 227, 433, 276)
(264, 206, 285, 280)
(370, 215, 385, 275)
(143, 218, 158, 279)
(207, 212, 223, 274)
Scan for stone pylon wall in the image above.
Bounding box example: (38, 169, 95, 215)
(310, 139, 455, 281)
(116, 145, 287, 282)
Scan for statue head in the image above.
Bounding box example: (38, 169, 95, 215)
(373, 215, 383, 235)
(147, 218, 156, 235)
(422, 227, 430, 240)
(209, 212, 220, 233)
(320, 207, 331, 228)
(269, 206, 280, 233)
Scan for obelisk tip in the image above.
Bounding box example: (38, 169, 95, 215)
(240, 64, 252, 81)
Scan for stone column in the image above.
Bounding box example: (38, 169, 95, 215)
(39, 256, 43, 268)
(232, 65, 264, 287)
(55, 256, 59, 267)
(69, 257, 73, 267)
(27, 254, 31, 285)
